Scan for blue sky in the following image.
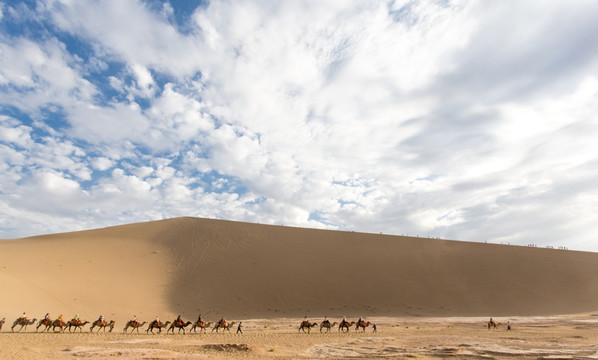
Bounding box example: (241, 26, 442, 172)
(1, 0, 598, 251)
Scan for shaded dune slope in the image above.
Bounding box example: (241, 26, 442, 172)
(2, 217, 598, 321)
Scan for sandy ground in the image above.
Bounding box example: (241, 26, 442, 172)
(2, 315, 598, 359)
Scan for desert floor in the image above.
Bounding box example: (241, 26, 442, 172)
(2, 315, 598, 359)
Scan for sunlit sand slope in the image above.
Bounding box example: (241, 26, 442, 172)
(2, 217, 597, 322)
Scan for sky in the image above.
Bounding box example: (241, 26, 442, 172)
(1, 0, 597, 251)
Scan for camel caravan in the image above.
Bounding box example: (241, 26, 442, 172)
(2, 312, 382, 335)
(299, 316, 376, 333)
(0, 313, 511, 335)
(0, 312, 243, 335)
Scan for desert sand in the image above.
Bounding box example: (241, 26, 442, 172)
(2, 315, 598, 359)
(2, 217, 598, 359)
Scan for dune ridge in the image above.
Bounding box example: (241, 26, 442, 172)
(2, 217, 598, 324)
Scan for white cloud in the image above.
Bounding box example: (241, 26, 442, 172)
(0, 116, 33, 147)
(91, 157, 114, 171)
(130, 63, 156, 97)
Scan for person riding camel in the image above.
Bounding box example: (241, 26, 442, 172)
(58, 314, 64, 326)
(20, 312, 28, 322)
(98, 315, 105, 326)
(303, 315, 308, 326)
(219, 317, 227, 328)
(73, 314, 80, 326)
(155, 316, 160, 327)
(131, 315, 137, 327)
(42, 313, 50, 325)
(196, 314, 203, 326)
(176, 315, 183, 327)
(358, 316, 363, 326)
(323, 316, 330, 325)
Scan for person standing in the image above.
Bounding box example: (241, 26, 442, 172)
(236, 322, 243, 334)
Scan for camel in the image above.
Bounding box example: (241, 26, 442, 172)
(298, 321, 318, 333)
(66, 319, 89, 332)
(190, 321, 212, 333)
(338, 320, 355, 332)
(123, 320, 147, 333)
(319, 321, 338, 333)
(356, 320, 372, 332)
(0, 317, 5, 331)
(90, 319, 115, 332)
(212, 321, 236, 333)
(487, 321, 501, 330)
(146, 320, 171, 334)
(167, 320, 193, 334)
(51, 319, 67, 332)
(36, 318, 54, 332)
(11, 317, 37, 332)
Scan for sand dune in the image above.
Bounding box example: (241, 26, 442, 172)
(2, 216, 598, 325)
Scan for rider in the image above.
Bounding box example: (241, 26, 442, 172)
(44, 313, 51, 321)
(176, 314, 183, 326)
(358, 316, 363, 325)
(73, 314, 80, 325)
(323, 316, 330, 325)
(131, 315, 137, 326)
(20, 312, 28, 322)
(98, 315, 104, 325)
(489, 316, 493, 325)
(155, 315, 160, 326)
(196, 313, 203, 325)
(303, 315, 308, 325)
(219, 317, 227, 327)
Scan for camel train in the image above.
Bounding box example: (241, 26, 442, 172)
(298, 318, 376, 333)
(3, 313, 395, 334)
(3, 314, 378, 334)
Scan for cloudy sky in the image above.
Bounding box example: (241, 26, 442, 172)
(1, 0, 597, 251)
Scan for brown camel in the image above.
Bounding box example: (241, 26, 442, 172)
(298, 321, 318, 333)
(146, 320, 171, 334)
(487, 321, 501, 330)
(51, 319, 67, 332)
(338, 320, 355, 332)
(356, 320, 372, 332)
(167, 320, 193, 334)
(66, 319, 89, 332)
(11, 317, 37, 332)
(190, 321, 212, 333)
(123, 320, 147, 333)
(212, 321, 236, 333)
(0, 317, 5, 331)
(36, 318, 55, 332)
(90, 319, 115, 332)
(320, 321, 338, 333)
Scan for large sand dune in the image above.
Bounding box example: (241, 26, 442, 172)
(2, 217, 598, 324)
